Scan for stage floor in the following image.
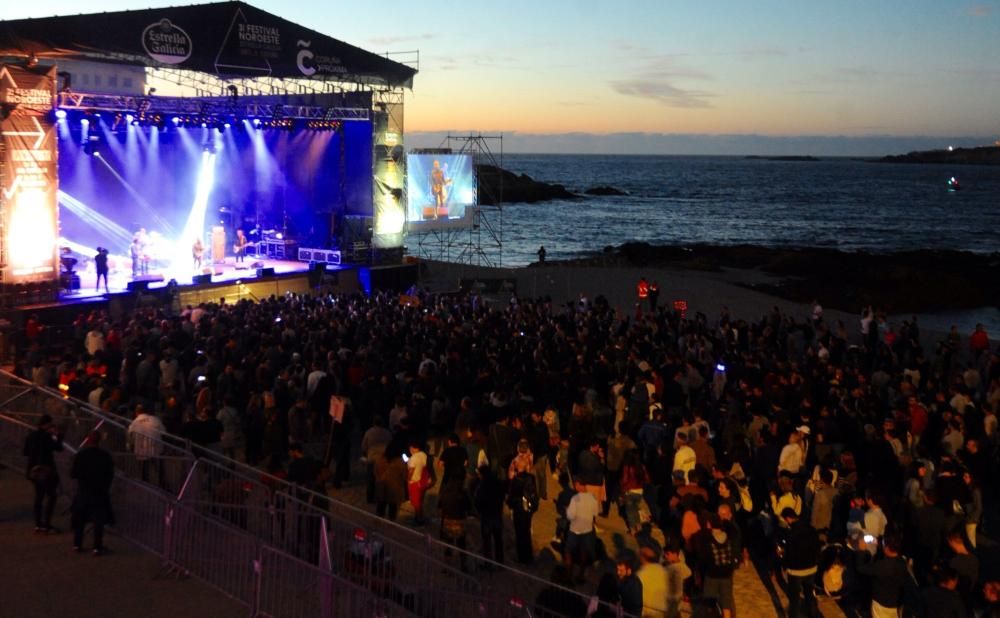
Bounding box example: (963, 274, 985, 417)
(62, 257, 311, 300)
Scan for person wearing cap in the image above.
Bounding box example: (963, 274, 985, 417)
(71, 431, 115, 555)
(23, 414, 64, 533)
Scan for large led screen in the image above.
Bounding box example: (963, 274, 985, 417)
(406, 154, 475, 230)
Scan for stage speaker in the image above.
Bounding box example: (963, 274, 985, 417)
(127, 280, 150, 292)
(193, 274, 212, 284)
(256, 267, 275, 277)
(211, 226, 227, 264)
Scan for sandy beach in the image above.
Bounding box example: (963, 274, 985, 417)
(417, 256, 995, 352)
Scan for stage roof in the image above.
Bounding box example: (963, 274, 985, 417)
(0, 1, 416, 88)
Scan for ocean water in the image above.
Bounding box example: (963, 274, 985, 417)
(496, 154, 1000, 267)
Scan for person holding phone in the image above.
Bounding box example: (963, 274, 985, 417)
(407, 441, 429, 526)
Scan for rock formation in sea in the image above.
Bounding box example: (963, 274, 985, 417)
(475, 164, 579, 204)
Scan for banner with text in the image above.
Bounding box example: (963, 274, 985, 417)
(0, 64, 58, 283)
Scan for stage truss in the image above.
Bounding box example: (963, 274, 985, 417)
(409, 135, 503, 267)
(57, 91, 371, 122)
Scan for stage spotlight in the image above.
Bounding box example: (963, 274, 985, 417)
(253, 118, 262, 128)
(80, 117, 89, 127)
(126, 114, 134, 123)
(55, 109, 67, 119)
(171, 116, 181, 125)
(201, 122, 208, 128)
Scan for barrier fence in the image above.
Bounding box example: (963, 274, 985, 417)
(0, 369, 634, 617)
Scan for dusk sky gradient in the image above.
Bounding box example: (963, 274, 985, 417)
(8, 1, 1000, 153)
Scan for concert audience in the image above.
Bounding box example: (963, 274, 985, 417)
(14, 287, 1000, 617)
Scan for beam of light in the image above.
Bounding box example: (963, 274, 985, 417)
(171, 150, 217, 276)
(59, 238, 128, 269)
(93, 153, 176, 236)
(57, 191, 134, 249)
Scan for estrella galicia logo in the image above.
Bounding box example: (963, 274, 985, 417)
(296, 40, 316, 76)
(142, 19, 193, 65)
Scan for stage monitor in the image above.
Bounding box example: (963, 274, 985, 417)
(406, 154, 475, 230)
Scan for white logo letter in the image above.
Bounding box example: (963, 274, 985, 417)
(296, 40, 316, 76)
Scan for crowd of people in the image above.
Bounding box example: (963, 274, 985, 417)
(14, 285, 1000, 617)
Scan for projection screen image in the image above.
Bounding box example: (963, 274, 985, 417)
(406, 154, 475, 229)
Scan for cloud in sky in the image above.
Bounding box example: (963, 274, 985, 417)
(609, 53, 715, 108)
(366, 33, 435, 46)
(609, 79, 715, 108)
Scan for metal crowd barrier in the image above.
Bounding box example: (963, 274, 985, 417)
(0, 369, 634, 617)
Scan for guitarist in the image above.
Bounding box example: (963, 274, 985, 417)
(233, 229, 248, 263)
(430, 160, 452, 218)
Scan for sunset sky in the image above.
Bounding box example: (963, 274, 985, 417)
(7, 1, 1000, 152)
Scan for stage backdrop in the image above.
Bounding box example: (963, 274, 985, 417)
(57, 114, 372, 264)
(0, 64, 59, 284)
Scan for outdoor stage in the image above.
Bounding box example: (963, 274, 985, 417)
(63, 255, 312, 299)
(0, 2, 416, 313)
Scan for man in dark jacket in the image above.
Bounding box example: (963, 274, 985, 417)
(507, 468, 538, 565)
(781, 508, 821, 618)
(23, 414, 64, 533)
(857, 534, 908, 617)
(473, 465, 505, 566)
(71, 431, 115, 554)
(437, 477, 472, 571)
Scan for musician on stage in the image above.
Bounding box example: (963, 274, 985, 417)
(192, 237, 205, 271)
(430, 160, 452, 218)
(130, 235, 143, 278)
(233, 229, 248, 263)
(137, 228, 151, 275)
(94, 247, 109, 293)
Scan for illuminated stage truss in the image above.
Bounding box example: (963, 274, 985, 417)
(0, 2, 419, 307)
(410, 135, 503, 267)
(57, 91, 372, 122)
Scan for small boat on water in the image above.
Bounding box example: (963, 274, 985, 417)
(947, 176, 961, 191)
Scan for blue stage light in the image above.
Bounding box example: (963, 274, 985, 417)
(55, 109, 67, 119)
(253, 118, 262, 128)
(126, 114, 134, 123)
(171, 117, 181, 125)
(81, 118, 90, 127)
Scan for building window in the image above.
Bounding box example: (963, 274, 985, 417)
(108, 75, 118, 87)
(123, 77, 133, 89)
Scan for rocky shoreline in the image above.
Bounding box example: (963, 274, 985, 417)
(544, 242, 999, 314)
(879, 145, 1000, 166)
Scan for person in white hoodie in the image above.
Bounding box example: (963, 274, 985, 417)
(127, 403, 165, 483)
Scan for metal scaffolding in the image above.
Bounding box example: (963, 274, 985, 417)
(408, 134, 503, 267)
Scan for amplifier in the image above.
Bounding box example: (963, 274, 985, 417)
(298, 248, 341, 265)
